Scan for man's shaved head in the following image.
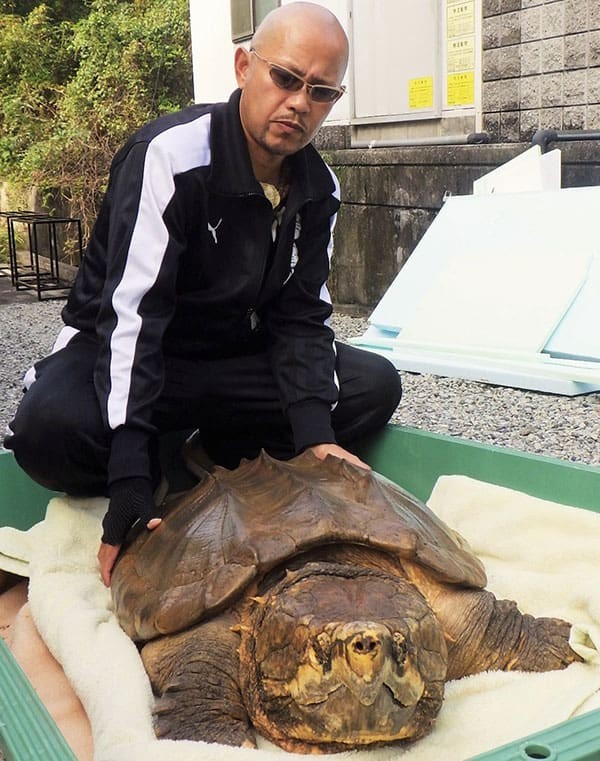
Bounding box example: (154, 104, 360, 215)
(252, 2, 349, 76)
(234, 2, 348, 182)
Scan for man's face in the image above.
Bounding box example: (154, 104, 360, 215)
(235, 27, 346, 166)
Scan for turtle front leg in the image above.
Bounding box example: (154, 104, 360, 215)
(435, 587, 582, 680)
(141, 611, 256, 748)
(402, 564, 581, 680)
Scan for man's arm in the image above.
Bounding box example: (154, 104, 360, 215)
(265, 180, 342, 455)
(87, 139, 185, 579)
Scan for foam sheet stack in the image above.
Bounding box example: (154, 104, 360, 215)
(351, 146, 600, 395)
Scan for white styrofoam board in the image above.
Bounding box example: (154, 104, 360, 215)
(349, 333, 600, 396)
(395, 244, 590, 353)
(546, 253, 600, 361)
(472, 145, 561, 195)
(540, 149, 562, 190)
(369, 187, 600, 363)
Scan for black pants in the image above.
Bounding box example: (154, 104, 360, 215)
(5, 336, 402, 495)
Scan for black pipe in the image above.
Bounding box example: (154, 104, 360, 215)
(532, 128, 600, 153)
(466, 132, 491, 144)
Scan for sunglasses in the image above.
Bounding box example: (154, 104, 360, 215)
(250, 49, 346, 104)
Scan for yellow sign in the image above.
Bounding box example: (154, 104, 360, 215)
(447, 71, 474, 106)
(409, 77, 434, 110)
(446, 0, 475, 108)
(447, 1, 475, 38)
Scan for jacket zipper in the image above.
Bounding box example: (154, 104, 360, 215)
(244, 194, 292, 331)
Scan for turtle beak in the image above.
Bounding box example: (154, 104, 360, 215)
(342, 622, 389, 677)
(332, 622, 425, 707)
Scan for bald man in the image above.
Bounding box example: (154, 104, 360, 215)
(5, 2, 402, 585)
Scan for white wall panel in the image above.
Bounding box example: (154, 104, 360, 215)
(351, 0, 440, 120)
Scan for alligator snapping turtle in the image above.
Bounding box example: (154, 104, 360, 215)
(111, 450, 580, 753)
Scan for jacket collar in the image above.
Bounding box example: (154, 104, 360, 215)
(207, 89, 335, 202)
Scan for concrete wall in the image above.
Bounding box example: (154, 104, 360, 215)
(324, 141, 600, 310)
(482, 0, 600, 141)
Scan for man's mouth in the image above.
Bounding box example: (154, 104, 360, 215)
(272, 119, 305, 134)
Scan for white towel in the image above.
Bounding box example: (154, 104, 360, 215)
(0, 476, 599, 761)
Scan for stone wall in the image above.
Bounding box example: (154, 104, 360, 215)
(483, 0, 600, 141)
(325, 141, 600, 310)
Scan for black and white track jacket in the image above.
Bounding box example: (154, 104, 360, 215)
(59, 89, 341, 484)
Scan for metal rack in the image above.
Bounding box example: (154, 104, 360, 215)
(0, 211, 45, 286)
(0, 211, 82, 300)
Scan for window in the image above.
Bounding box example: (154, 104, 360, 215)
(231, 0, 279, 43)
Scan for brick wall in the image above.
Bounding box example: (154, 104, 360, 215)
(483, 0, 600, 141)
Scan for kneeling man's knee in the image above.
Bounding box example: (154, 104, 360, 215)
(6, 387, 108, 494)
(367, 353, 402, 420)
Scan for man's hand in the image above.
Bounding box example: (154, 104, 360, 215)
(99, 476, 163, 587)
(98, 542, 121, 587)
(98, 517, 161, 587)
(308, 442, 371, 470)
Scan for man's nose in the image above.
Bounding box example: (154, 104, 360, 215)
(285, 85, 311, 111)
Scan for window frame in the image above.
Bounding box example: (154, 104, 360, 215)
(231, 0, 279, 43)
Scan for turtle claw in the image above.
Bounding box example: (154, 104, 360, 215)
(153, 691, 256, 746)
(152, 696, 177, 738)
(519, 616, 583, 671)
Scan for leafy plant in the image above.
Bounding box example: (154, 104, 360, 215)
(0, 6, 75, 175)
(0, 0, 193, 239)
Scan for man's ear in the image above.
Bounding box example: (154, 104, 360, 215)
(234, 46, 251, 89)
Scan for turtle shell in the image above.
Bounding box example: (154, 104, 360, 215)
(111, 450, 486, 641)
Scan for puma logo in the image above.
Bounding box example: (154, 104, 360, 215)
(207, 218, 222, 244)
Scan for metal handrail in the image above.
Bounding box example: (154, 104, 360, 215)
(531, 128, 600, 153)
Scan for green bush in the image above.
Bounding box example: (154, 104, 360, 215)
(0, 6, 75, 176)
(0, 0, 193, 238)
(0, 225, 9, 266)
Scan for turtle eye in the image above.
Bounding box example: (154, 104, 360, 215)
(313, 632, 332, 668)
(393, 633, 408, 665)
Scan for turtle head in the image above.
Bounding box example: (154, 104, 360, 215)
(314, 620, 426, 708)
(239, 563, 447, 753)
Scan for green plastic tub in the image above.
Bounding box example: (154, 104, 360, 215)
(1, 425, 599, 761)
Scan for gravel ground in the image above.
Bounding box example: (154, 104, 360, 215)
(334, 312, 600, 466)
(0, 297, 598, 761)
(1, 299, 599, 466)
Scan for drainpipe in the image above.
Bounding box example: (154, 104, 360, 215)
(351, 132, 490, 149)
(532, 128, 600, 153)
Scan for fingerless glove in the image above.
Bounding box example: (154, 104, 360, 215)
(102, 476, 156, 546)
